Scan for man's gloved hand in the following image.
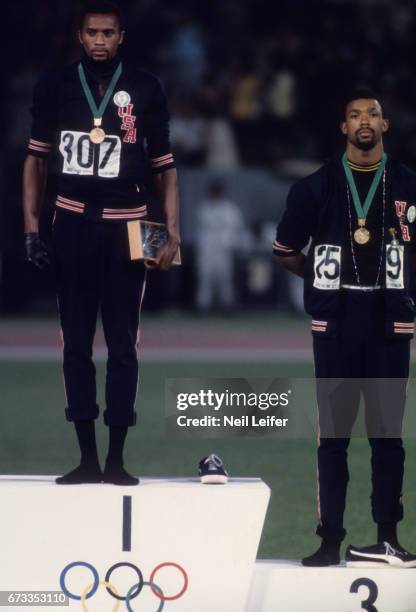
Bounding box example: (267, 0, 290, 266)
(24, 232, 50, 270)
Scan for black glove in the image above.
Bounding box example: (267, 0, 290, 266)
(24, 232, 50, 270)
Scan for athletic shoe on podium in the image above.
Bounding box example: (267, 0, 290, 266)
(346, 541, 416, 568)
(199, 454, 229, 484)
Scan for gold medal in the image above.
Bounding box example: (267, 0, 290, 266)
(89, 127, 106, 144)
(354, 218, 370, 244)
(354, 227, 370, 244)
(89, 117, 105, 143)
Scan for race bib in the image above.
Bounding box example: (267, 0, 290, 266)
(313, 244, 341, 290)
(59, 131, 121, 178)
(386, 244, 404, 289)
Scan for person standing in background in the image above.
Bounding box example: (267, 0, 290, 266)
(196, 180, 245, 313)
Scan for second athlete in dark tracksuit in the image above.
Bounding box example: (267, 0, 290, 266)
(274, 156, 416, 548)
(27, 54, 175, 473)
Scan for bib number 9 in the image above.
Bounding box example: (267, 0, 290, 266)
(313, 244, 341, 290)
(59, 131, 121, 178)
(386, 244, 404, 289)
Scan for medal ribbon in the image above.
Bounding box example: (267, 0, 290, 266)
(78, 62, 122, 119)
(342, 152, 387, 219)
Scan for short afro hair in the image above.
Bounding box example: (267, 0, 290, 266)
(344, 88, 386, 117)
(78, 1, 124, 30)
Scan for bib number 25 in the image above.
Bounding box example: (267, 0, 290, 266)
(59, 130, 121, 178)
(313, 244, 341, 290)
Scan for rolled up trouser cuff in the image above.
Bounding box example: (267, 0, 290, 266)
(103, 409, 137, 427)
(316, 524, 346, 543)
(65, 404, 100, 422)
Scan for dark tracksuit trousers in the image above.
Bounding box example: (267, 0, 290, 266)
(313, 291, 409, 542)
(53, 209, 146, 426)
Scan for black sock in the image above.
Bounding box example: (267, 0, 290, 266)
(103, 426, 138, 485)
(377, 522, 398, 546)
(56, 420, 101, 484)
(106, 425, 128, 466)
(74, 420, 99, 466)
(321, 539, 341, 555)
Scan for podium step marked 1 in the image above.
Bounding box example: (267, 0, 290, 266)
(246, 559, 416, 612)
(0, 476, 270, 612)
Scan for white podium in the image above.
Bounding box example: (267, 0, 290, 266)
(246, 560, 416, 612)
(0, 476, 270, 612)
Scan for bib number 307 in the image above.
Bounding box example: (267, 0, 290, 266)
(313, 244, 341, 290)
(59, 131, 121, 178)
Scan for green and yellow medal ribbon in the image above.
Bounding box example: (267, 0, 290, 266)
(342, 152, 387, 220)
(78, 62, 122, 142)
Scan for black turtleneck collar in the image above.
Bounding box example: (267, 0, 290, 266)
(81, 52, 121, 84)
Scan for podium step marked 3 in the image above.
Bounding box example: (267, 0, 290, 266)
(246, 559, 416, 612)
(0, 476, 270, 612)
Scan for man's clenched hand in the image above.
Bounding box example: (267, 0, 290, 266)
(24, 232, 50, 270)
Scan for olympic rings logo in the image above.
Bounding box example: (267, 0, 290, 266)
(60, 560, 188, 611)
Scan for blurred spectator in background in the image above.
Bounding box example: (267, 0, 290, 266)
(230, 64, 262, 122)
(244, 221, 276, 306)
(266, 70, 297, 122)
(170, 98, 208, 166)
(169, 13, 207, 95)
(205, 117, 240, 170)
(196, 180, 246, 313)
(229, 59, 263, 166)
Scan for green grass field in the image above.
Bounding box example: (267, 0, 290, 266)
(1, 357, 415, 560)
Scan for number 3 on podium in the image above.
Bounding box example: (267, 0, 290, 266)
(350, 578, 378, 612)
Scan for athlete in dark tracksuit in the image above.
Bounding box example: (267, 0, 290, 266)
(22, 4, 180, 485)
(274, 91, 416, 567)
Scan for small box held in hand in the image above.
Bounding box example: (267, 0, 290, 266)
(127, 220, 181, 265)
